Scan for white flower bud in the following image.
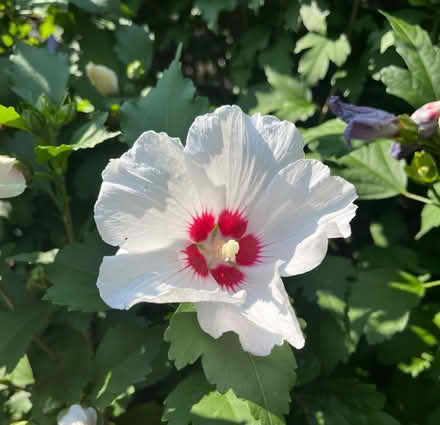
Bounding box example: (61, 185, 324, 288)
(411, 100, 440, 137)
(0, 156, 26, 199)
(58, 404, 97, 425)
(86, 62, 119, 96)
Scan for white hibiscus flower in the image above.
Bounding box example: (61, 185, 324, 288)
(95, 105, 357, 356)
(0, 155, 26, 199)
(58, 404, 97, 425)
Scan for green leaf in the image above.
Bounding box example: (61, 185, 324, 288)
(192, 390, 260, 425)
(70, 112, 120, 149)
(165, 304, 297, 421)
(251, 68, 317, 122)
(35, 144, 72, 173)
(293, 256, 357, 373)
(29, 327, 93, 404)
(8, 249, 59, 265)
(299, 379, 400, 425)
(44, 239, 112, 312)
(5, 391, 32, 420)
(5, 356, 35, 388)
(300, 119, 346, 145)
(230, 26, 270, 87)
(380, 12, 440, 107)
(416, 203, 440, 239)
(120, 44, 209, 146)
(195, 0, 237, 31)
(299, 1, 329, 35)
(297, 256, 355, 320)
(0, 105, 29, 131)
(378, 305, 440, 368)
(0, 301, 54, 371)
(294, 33, 351, 85)
(258, 35, 294, 75)
(70, 0, 120, 14)
(337, 139, 407, 199)
(115, 24, 153, 71)
(163, 370, 215, 425)
(348, 269, 423, 345)
(91, 325, 162, 407)
(7, 42, 69, 105)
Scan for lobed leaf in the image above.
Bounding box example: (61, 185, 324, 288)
(337, 139, 407, 199)
(165, 304, 297, 422)
(120, 44, 209, 145)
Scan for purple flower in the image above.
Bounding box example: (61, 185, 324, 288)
(328, 96, 399, 148)
(389, 141, 417, 159)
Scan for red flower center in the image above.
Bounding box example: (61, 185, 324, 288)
(183, 209, 261, 289)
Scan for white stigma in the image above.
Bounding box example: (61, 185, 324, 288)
(221, 239, 240, 263)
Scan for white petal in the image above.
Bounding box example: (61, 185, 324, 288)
(0, 156, 26, 199)
(196, 264, 304, 356)
(184, 106, 304, 213)
(250, 159, 357, 276)
(250, 113, 304, 168)
(94, 131, 200, 252)
(97, 240, 245, 309)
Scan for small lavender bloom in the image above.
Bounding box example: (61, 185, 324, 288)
(389, 141, 417, 159)
(46, 35, 57, 53)
(411, 100, 440, 138)
(328, 96, 399, 147)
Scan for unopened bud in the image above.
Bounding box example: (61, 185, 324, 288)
(328, 96, 399, 148)
(21, 108, 46, 135)
(411, 101, 440, 138)
(57, 405, 97, 425)
(0, 155, 26, 199)
(54, 101, 76, 126)
(406, 151, 438, 184)
(86, 62, 119, 96)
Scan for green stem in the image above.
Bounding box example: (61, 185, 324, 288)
(57, 176, 75, 244)
(0, 285, 15, 310)
(402, 191, 435, 205)
(347, 0, 360, 40)
(423, 280, 440, 289)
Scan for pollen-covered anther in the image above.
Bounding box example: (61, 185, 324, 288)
(221, 239, 240, 263)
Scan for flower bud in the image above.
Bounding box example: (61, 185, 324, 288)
(54, 101, 76, 127)
(86, 62, 119, 96)
(328, 96, 399, 148)
(410, 100, 440, 137)
(406, 151, 438, 184)
(57, 405, 97, 425)
(21, 108, 46, 136)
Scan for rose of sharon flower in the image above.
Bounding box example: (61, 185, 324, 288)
(85, 62, 119, 96)
(95, 106, 357, 355)
(0, 155, 26, 199)
(328, 96, 399, 148)
(58, 405, 97, 425)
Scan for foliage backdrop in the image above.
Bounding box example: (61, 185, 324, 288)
(1, 0, 440, 424)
